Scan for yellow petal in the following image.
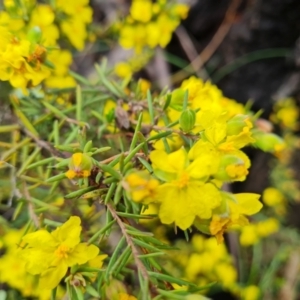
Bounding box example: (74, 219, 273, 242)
(150, 150, 171, 172)
(22, 248, 54, 275)
(51, 216, 81, 247)
(88, 254, 108, 268)
(72, 153, 83, 167)
(230, 193, 262, 218)
(167, 147, 188, 172)
(22, 230, 56, 248)
(157, 184, 195, 229)
(204, 122, 227, 146)
(39, 262, 68, 289)
(187, 154, 220, 179)
(188, 140, 216, 161)
(157, 182, 222, 230)
(66, 243, 99, 266)
(150, 148, 188, 174)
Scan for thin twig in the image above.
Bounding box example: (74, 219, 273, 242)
(22, 181, 39, 228)
(20, 126, 66, 158)
(99, 152, 145, 164)
(278, 250, 300, 300)
(130, 119, 200, 139)
(175, 26, 209, 80)
(171, 0, 241, 84)
(106, 203, 158, 294)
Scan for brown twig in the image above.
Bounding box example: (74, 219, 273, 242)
(20, 126, 66, 158)
(171, 0, 241, 84)
(106, 203, 158, 295)
(130, 119, 200, 139)
(278, 250, 300, 300)
(175, 25, 209, 80)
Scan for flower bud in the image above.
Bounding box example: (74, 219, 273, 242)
(226, 114, 252, 136)
(214, 155, 249, 182)
(252, 132, 285, 153)
(65, 153, 93, 179)
(179, 109, 196, 132)
(170, 88, 185, 110)
(27, 26, 42, 44)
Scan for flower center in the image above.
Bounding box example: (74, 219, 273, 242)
(55, 244, 70, 259)
(226, 164, 248, 179)
(176, 172, 190, 188)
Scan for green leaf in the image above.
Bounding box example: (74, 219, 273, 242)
(69, 70, 92, 86)
(124, 143, 145, 165)
(65, 186, 98, 199)
(148, 272, 197, 287)
(104, 182, 117, 204)
(163, 94, 172, 110)
(17, 147, 41, 175)
(105, 236, 126, 280)
(13, 105, 39, 137)
(26, 156, 55, 170)
(137, 157, 153, 172)
(146, 131, 172, 142)
(117, 212, 154, 219)
(99, 163, 121, 180)
(46, 173, 67, 183)
(130, 113, 143, 151)
(88, 219, 116, 244)
(131, 238, 163, 253)
(73, 286, 84, 300)
(147, 89, 154, 125)
(76, 85, 82, 121)
(80, 188, 108, 199)
(86, 285, 100, 297)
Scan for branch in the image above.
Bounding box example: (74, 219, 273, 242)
(106, 203, 158, 295)
(172, 0, 241, 84)
(20, 126, 66, 158)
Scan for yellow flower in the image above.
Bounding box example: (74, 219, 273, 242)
(65, 152, 93, 179)
(61, 18, 88, 50)
(0, 34, 51, 90)
(57, 0, 93, 23)
(239, 224, 259, 246)
(174, 4, 190, 19)
(0, 11, 25, 31)
(119, 24, 147, 54)
(189, 122, 252, 182)
(241, 285, 260, 300)
(145, 22, 161, 48)
(150, 148, 222, 229)
(29, 5, 59, 46)
(215, 263, 237, 287)
(114, 62, 132, 78)
(119, 293, 137, 300)
(130, 0, 152, 23)
(124, 171, 159, 204)
(0, 227, 68, 300)
(239, 218, 279, 246)
(137, 78, 151, 97)
(270, 98, 299, 130)
(45, 49, 76, 88)
(184, 235, 237, 291)
(180, 77, 223, 111)
(21, 216, 99, 289)
(210, 193, 263, 243)
(256, 218, 279, 237)
(152, 133, 183, 151)
(263, 187, 285, 207)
